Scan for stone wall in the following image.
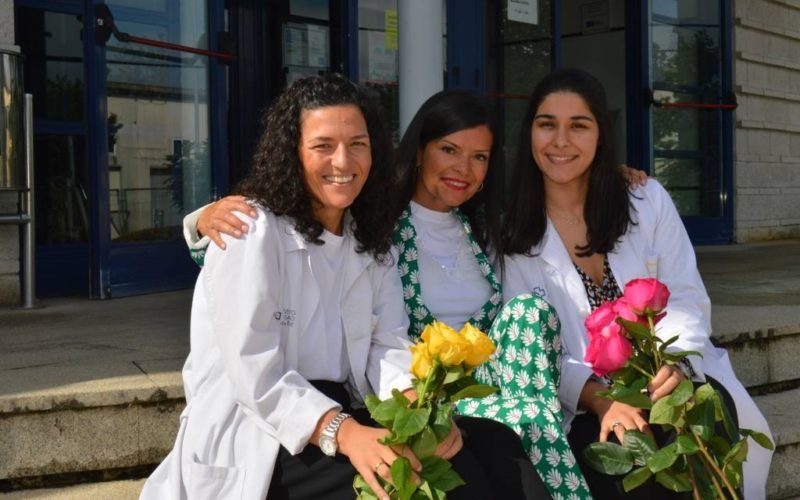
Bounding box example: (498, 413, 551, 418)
(733, 0, 800, 241)
(0, 0, 19, 305)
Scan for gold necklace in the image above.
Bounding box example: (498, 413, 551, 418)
(547, 206, 584, 227)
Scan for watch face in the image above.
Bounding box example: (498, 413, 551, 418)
(320, 436, 336, 456)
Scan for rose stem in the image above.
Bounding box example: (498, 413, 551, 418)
(692, 432, 738, 500)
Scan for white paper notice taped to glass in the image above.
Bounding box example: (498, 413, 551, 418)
(507, 0, 538, 25)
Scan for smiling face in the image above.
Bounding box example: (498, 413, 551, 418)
(298, 104, 371, 233)
(412, 125, 493, 212)
(531, 91, 599, 189)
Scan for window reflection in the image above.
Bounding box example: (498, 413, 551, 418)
(105, 1, 212, 242)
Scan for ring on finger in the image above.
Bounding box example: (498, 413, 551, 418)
(373, 461, 385, 472)
(611, 420, 624, 431)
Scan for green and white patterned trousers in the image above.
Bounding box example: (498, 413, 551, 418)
(456, 294, 593, 500)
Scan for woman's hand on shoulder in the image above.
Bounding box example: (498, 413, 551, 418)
(337, 419, 422, 500)
(197, 195, 257, 249)
(619, 164, 648, 188)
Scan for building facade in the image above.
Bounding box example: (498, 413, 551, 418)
(0, 0, 798, 304)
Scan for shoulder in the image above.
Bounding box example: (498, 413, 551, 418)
(629, 179, 671, 209)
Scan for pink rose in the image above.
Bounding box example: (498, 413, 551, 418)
(612, 297, 667, 327)
(584, 302, 621, 340)
(584, 301, 633, 376)
(623, 278, 670, 315)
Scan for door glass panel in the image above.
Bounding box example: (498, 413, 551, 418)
(486, 0, 553, 170)
(16, 8, 84, 121)
(35, 135, 89, 243)
(105, 1, 212, 242)
(650, 0, 723, 217)
(358, 0, 400, 139)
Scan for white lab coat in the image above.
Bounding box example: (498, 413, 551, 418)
(140, 208, 414, 500)
(503, 181, 773, 499)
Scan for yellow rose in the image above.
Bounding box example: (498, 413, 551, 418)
(461, 322, 496, 368)
(422, 321, 470, 366)
(410, 342, 434, 380)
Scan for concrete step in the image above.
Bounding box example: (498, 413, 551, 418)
(712, 323, 800, 393)
(756, 387, 800, 499)
(0, 361, 184, 489)
(0, 479, 144, 499)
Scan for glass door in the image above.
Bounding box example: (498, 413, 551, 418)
(99, 1, 216, 296)
(644, 0, 734, 243)
(16, 2, 90, 296)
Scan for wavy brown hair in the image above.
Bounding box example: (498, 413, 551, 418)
(236, 74, 397, 261)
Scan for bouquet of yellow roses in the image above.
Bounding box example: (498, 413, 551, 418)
(354, 321, 498, 500)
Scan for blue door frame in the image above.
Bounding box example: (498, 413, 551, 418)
(19, 0, 228, 298)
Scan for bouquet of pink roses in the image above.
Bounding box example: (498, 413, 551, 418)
(582, 278, 772, 499)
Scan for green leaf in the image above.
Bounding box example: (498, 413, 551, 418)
(714, 392, 740, 442)
(583, 442, 634, 475)
(688, 455, 716, 499)
(441, 375, 477, 398)
(740, 428, 775, 451)
(618, 318, 651, 340)
(393, 406, 432, 438)
(646, 443, 679, 473)
(665, 380, 694, 407)
(369, 397, 404, 428)
(442, 365, 465, 385)
(451, 384, 497, 401)
(686, 400, 715, 441)
(674, 434, 699, 455)
(723, 439, 748, 467)
(353, 474, 380, 500)
(415, 481, 444, 500)
(429, 468, 465, 492)
(693, 383, 716, 404)
(392, 388, 411, 406)
(622, 466, 653, 492)
(420, 456, 452, 483)
(390, 457, 417, 500)
(410, 425, 438, 459)
(723, 459, 744, 490)
(617, 392, 654, 410)
(650, 397, 681, 426)
(364, 394, 382, 415)
(654, 469, 693, 492)
(657, 334, 680, 352)
(622, 431, 657, 466)
(707, 436, 731, 460)
(430, 404, 453, 442)
(379, 431, 409, 446)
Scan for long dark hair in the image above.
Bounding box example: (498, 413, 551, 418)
(499, 68, 632, 257)
(395, 90, 501, 249)
(236, 74, 396, 261)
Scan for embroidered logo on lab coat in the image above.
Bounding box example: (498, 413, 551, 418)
(274, 309, 296, 326)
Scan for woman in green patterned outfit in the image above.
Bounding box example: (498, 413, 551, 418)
(187, 90, 607, 499)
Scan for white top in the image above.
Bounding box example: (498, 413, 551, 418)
(409, 201, 492, 330)
(304, 230, 350, 382)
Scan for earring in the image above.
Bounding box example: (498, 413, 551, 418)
(477, 182, 484, 192)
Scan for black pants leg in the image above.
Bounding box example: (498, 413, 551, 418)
(567, 376, 737, 500)
(266, 382, 497, 499)
(456, 416, 552, 500)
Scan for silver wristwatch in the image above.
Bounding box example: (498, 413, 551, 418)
(319, 411, 352, 457)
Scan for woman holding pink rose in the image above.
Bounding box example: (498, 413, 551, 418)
(500, 68, 772, 499)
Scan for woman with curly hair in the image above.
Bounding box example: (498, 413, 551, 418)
(140, 74, 506, 500)
(182, 87, 652, 498)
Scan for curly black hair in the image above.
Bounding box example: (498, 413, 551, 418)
(394, 90, 501, 250)
(499, 68, 633, 258)
(236, 74, 397, 262)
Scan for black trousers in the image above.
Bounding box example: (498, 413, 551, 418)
(266, 381, 551, 499)
(567, 376, 738, 500)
